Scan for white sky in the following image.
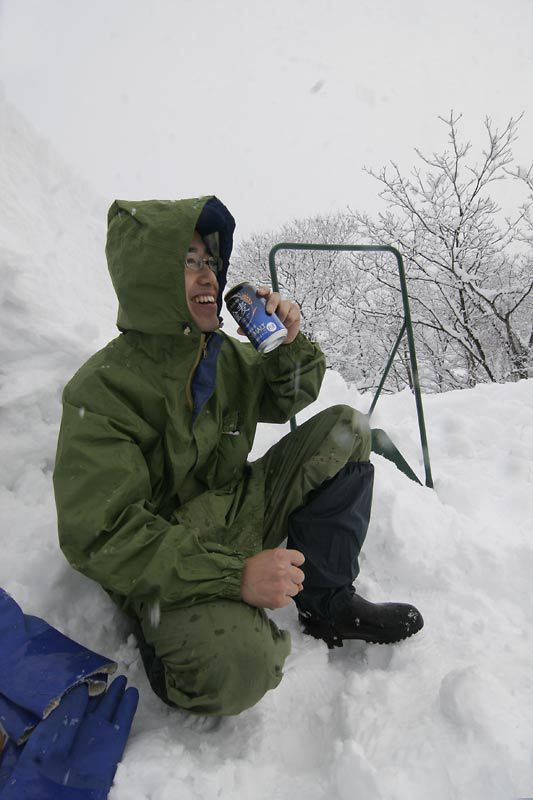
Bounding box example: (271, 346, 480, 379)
(1, 0, 532, 241)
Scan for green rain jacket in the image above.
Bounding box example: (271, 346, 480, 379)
(53, 197, 326, 613)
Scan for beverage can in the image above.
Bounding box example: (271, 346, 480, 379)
(224, 283, 288, 353)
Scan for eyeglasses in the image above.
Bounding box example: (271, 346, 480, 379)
(185, 255, 219, 275)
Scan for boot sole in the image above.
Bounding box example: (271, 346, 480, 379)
(300, 615, 422, 649)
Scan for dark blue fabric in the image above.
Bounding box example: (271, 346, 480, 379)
(288, 461, 375, 618)
(0, 693, 39, 744)
(195, 197, 235, 314)
(0, 589, 115, 728)
(0, 741, 21, 793)
(191, 333, 224, 422)
(0, 677, 138, 800)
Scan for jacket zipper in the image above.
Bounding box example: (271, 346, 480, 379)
(185, 333, 207, 411)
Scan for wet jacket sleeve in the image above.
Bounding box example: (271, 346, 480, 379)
(53, 396, 245, 612)
(258, 332, 326, 423)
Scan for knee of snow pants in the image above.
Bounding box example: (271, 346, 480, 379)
(133, 599, 291, 717)
(258, 404, 372, 550)
(325, 403, 372, 463)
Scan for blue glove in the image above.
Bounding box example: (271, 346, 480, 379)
(0, 589, 116, 725)
(0, 675, 139, 800)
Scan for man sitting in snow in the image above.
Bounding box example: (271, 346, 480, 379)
(53, 196, 423, 719)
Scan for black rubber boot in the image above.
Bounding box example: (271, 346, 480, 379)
(298, 589, 424, 648)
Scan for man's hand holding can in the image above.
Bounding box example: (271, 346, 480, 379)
(256, 286, 301, 345)
(225, 283, 301, 351)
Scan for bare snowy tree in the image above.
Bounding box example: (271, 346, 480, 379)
(355, 113, 533, 386)
(507, 162, 533, 370)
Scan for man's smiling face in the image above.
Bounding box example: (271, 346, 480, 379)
(184, 230, 220, 333)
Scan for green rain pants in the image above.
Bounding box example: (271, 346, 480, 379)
(134, 404, 371, 716)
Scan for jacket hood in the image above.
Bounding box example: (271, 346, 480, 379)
(105, 196, 235, 335)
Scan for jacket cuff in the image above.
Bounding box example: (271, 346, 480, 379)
(219, 558, 246, 601)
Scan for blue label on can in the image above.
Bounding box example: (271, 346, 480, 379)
(225, 284, 287, 352)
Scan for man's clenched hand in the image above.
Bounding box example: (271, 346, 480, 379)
(241, 548, 305, 609)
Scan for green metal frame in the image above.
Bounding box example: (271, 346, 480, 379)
(268, 242, 434, 488)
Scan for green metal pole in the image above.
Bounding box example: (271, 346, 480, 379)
(367, 321, 406, 418)
(268, 242, 434, 488)
(387, 246, 434, 488)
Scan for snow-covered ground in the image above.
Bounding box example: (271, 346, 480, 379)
(1, 91, 532, 800)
